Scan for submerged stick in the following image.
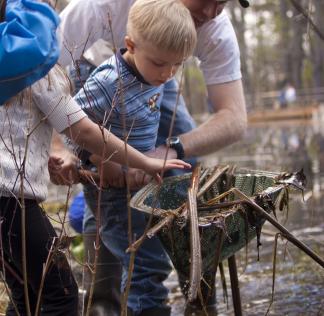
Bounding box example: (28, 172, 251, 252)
(265, 232, 281, 316)
(187, 165, 202, 302)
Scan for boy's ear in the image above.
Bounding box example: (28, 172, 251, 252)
(125, 36, 135, 54)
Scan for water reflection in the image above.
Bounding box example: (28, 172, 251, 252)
(169, 115, 324, 315)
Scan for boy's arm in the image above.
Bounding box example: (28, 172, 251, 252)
(49, 136, 152, 188)
(61, 116, 191, 183)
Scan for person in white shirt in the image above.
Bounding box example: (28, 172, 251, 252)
(57, 0, 248, 183)
(53, 0, 249, 315)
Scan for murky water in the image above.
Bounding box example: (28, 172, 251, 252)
(167, 117, 324, 315)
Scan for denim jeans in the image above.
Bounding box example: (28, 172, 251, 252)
(83, 186, 172, 314)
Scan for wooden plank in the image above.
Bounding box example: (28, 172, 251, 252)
(248, 105, 318, 123)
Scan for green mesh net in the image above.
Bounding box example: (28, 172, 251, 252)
(130, 167, 286, 300)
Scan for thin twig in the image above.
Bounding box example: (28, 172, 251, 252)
(265, 232, 281, 316)
(289, 0, 324, 41)
(197, 165, 229, 199)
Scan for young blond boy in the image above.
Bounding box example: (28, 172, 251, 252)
(74, 0, 197, 314)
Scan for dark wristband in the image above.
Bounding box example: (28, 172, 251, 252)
(166, 136, 185, 159)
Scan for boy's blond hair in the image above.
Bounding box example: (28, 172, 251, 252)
(127, 0, 197, 58)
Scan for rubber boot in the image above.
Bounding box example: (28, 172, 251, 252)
(83, 233, 122, 316)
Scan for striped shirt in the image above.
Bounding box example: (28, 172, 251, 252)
(75, 49, 164, 153)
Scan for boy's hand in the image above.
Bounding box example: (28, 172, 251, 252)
(144, 157, 191, 184)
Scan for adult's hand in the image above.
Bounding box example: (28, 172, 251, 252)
(48, 151, 80, 185)
(49, 131, 81, 185)
(124, 168, 152, 190)
(95, 158, 151, 190)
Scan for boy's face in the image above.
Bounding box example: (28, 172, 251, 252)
(181, 0, 228, 27)
(126, 38, 185, 86)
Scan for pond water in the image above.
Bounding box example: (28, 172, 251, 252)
(167, 116, 324, 315)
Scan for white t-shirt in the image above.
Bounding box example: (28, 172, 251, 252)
(58, 0, 241, 86)
(0, 67, 86, 201)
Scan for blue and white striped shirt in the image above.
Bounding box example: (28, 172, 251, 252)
(75, 49, 164, 153)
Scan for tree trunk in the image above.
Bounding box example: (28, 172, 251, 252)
(311, 0, 324, 88)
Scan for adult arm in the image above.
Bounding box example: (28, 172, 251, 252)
(179, 79, 247, 158)
(170, 12, 247, 158)
(152, 79, 247, 160)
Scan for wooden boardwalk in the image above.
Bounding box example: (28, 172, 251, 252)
(248, 105, 318, 123)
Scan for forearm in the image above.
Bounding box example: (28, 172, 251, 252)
(180, 108, 246, 157)
(180, 80, 247, 158)
(62, 117, 150, 170)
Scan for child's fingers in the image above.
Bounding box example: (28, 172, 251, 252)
(165, 160, 191, 169)
(153, 173, 162, 184)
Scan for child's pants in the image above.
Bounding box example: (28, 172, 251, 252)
(83, 186, 172, 315)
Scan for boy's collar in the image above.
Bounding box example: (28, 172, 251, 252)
(117, 48, 150, 85)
